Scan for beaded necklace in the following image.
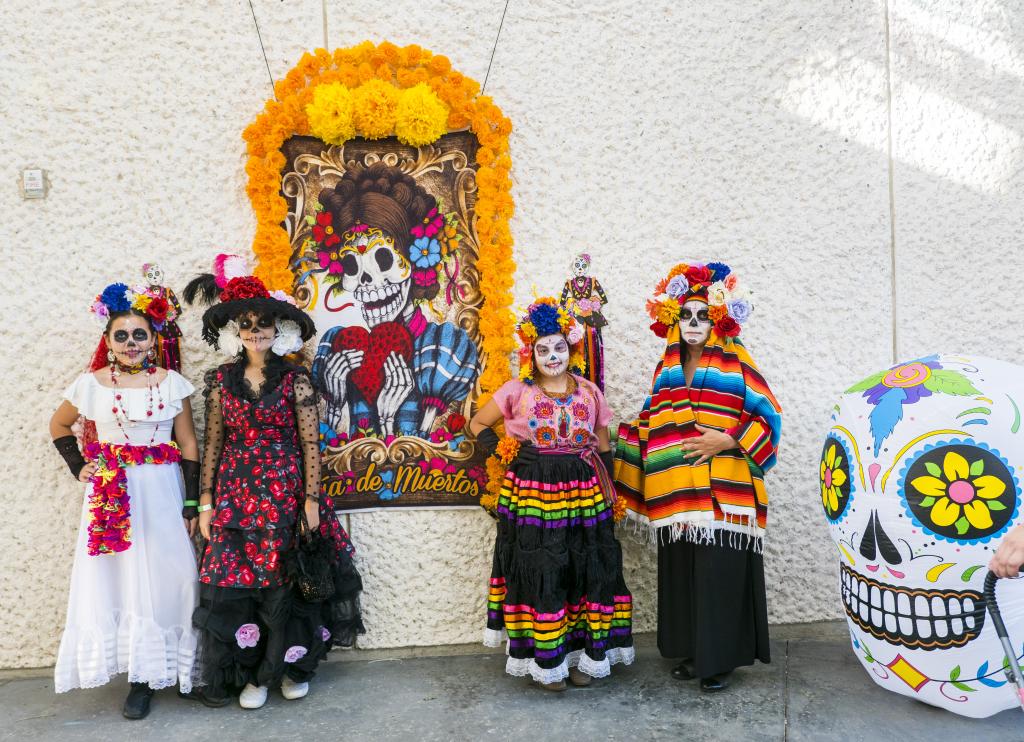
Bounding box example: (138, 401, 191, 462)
(108, 363, 165, 445)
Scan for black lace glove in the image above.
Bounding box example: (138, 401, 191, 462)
(180, 459, 200, 520)
(599, 449, 614, 474)
(53, 435, 86, 480)
(476, 427, 500, 459)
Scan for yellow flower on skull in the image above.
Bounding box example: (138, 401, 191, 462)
(910, 451, 1006, 533)
(820, 443, 847, 514)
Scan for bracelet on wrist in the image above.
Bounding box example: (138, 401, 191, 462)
(183, 499, 199, 507)
(197, 503, 214, 513)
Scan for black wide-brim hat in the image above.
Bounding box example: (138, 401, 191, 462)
(184, 272, 317, 350)
(200, 297, 316, 349)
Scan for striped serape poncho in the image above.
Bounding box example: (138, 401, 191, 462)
(613, 323, 782, 550)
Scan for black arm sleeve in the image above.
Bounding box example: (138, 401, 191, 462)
(180, 459, 200, 519)
(53, 435, 86, 480)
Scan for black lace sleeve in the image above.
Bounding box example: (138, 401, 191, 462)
(594, 278, 608, 305)
(201, 368, 225, 497)
(292, 371, 321, 501)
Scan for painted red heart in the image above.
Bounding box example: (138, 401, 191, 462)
(331, 322, 414, 404)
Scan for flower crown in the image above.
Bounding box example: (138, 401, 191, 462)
(514, 297, 586, 382)
(645, 261, 752, 341)
(307, 200, 460, 295)
(90, 282, 178, 331)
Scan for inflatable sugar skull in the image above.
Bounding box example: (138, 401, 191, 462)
(822, 354, 1024, 717)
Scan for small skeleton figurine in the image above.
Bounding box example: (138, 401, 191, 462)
(141, 263, 184, 371)
(559, 252, 608, 391)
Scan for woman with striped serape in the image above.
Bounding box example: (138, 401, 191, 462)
(470, 297, 634, 692)
(614, 261, 781, 693)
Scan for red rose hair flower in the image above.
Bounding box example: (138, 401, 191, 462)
(147, 296, 169, 322)
(685, 264, 712, 286)
(715, 316, 741, 337)
(221, 276, 270, 301)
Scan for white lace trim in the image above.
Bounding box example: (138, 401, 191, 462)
(501, 646, 636, 683)
(483, 627, 508, 648)
(54, 614, 200, 693)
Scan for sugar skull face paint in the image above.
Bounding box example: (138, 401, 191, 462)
(680, 300, 711, 345)
(534, 333, 569, 378)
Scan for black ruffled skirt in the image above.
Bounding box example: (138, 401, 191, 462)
(193, 506, 364, 694)
(484, 452, 634, 683)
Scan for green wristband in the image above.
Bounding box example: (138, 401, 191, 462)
(198, 503, 214, 513)
(183, 499, 199, 507)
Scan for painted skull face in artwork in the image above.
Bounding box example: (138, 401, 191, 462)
(571, 254, 590, 278)
(822, 354, 1024, 718)
(336, 230, 412, 327)
(144, 263, 165, 287)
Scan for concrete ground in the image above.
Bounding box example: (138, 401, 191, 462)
(2, 622, 1022, 742)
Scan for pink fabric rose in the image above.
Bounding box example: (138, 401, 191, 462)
(284, 645, 308, 663)
(235, 623, 260, 648)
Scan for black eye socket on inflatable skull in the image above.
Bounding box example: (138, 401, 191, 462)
(342, 254, 359, 277)
(374, 248, 393, 272)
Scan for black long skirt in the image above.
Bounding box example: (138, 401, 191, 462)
(657, 532, 770, 678)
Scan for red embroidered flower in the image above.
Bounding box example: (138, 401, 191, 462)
(221, 276, 269, 301)
(312, 211, 341, 247)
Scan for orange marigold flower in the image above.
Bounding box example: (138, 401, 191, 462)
(495, 436, 521, 465)
(708, 304, 728, 322)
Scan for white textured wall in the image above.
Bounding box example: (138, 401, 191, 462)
(2, 1, 1022, 667)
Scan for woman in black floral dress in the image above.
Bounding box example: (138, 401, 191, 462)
(186, 257, 363, 709)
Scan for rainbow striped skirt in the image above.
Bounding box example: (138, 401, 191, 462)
(483, 450, 634, 683)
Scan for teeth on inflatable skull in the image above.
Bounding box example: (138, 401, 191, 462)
(840, 565, 984, 648)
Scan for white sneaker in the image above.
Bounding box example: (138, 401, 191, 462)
(281, 676, 309, 700)
(239, 683, 268, 709)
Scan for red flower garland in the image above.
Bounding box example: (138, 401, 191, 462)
(83, 441, 182, 556)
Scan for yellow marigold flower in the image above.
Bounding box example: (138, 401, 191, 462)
(395, 83, 449, 146)
(305, 83, 355, 145)
(353, 79, 400, 139)
(132, 294, 152, 311)
(520, 322, 537, 341)
(656, 298, 681, 326)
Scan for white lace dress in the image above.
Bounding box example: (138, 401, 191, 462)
(54, 371, 201, 692)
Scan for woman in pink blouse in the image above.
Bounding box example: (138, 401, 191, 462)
(470, 297, 633, 692)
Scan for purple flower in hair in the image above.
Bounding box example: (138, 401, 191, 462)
(665, 275, 689, 299)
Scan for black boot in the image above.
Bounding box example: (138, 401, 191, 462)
(178, 686, 232, 708)
(670, 660, 695, 680)
(699, 672, 732, 693)
(122, 682, 154, 719)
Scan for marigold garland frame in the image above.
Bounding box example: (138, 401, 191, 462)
(241, 42, 516, 509)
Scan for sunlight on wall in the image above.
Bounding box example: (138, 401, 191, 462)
(775, 53, 1021, 194)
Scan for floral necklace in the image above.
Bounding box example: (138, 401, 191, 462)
(108, 364, 165, 445)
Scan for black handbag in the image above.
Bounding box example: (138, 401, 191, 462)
(294, 509, 335, 603)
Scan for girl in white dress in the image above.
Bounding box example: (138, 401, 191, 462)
(50, 281, 204, 719)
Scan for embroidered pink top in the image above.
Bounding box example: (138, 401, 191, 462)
(491, 375, 612, 450)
